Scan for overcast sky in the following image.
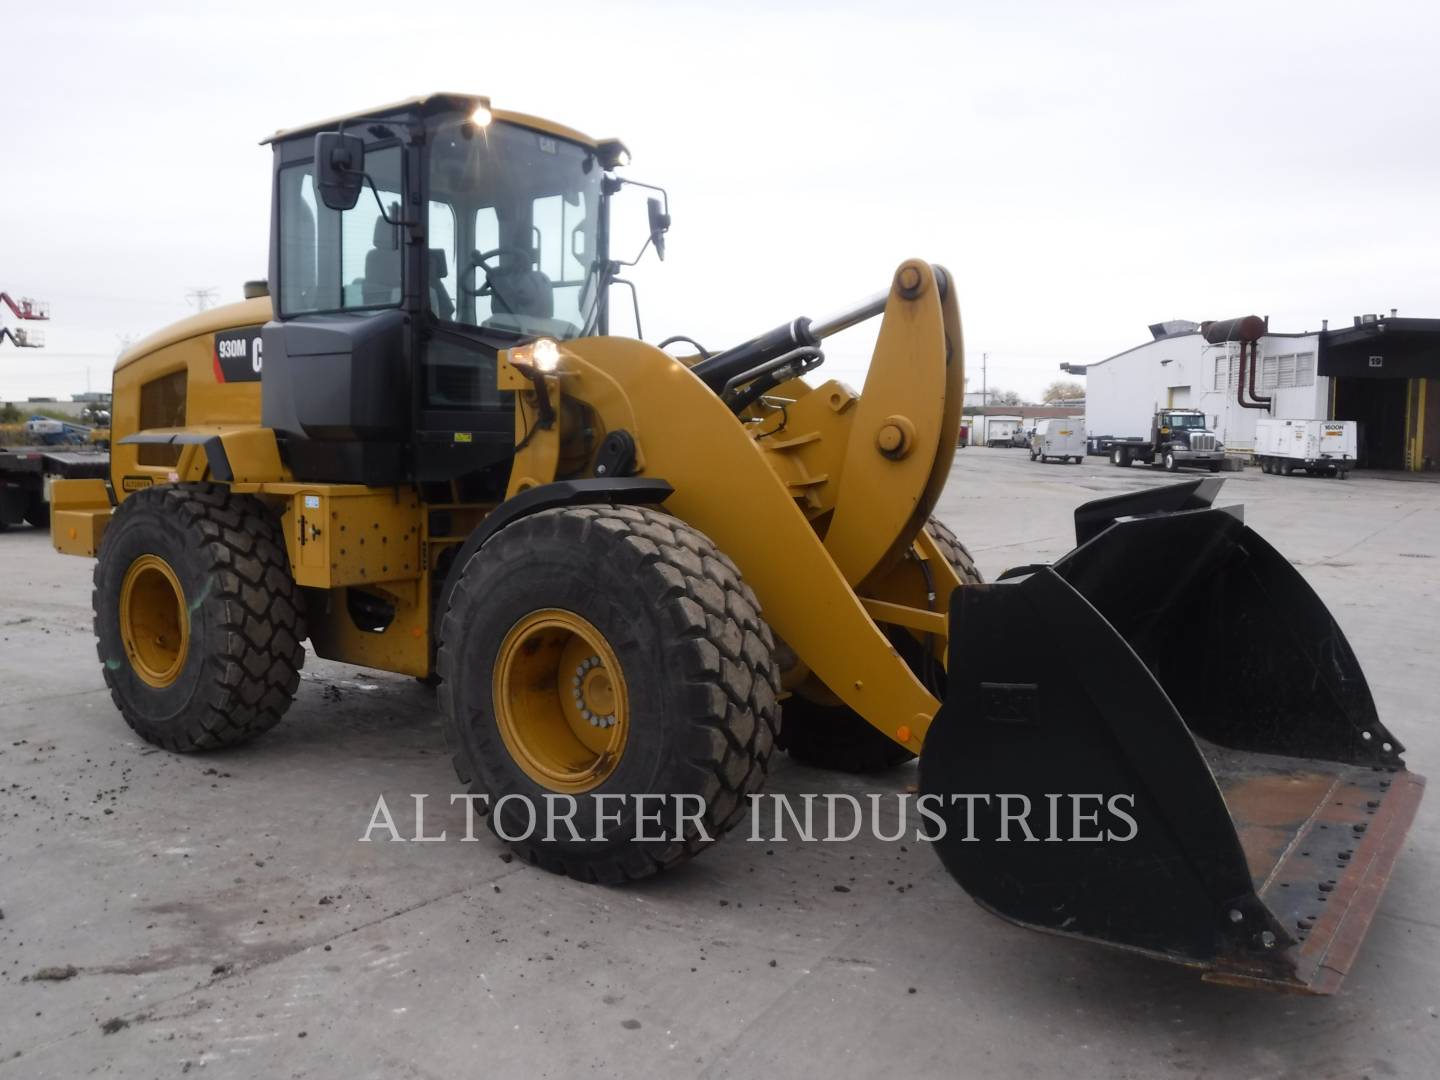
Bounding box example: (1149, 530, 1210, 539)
(3, 0, 1438, 403)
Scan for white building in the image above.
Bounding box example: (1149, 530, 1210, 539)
(1067, 314, 1440, 470)
(1074, 326, 1322, 455)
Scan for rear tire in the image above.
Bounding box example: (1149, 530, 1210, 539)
(438, 505, 780, 883)
(93, 483, 306, 752)
(23, 493, 49, 529)
(778, 517, 982, 774)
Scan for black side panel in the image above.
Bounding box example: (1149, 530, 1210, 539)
(281, 441, 406, 487)
(262, 310, 410, 484)
(262, 311, 409, 441)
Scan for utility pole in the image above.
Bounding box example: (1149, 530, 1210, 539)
(185, 287, 218, 312)
(981, 351, 989, 405)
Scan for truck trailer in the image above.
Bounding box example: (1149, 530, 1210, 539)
(0, 444, 109, 530)
(1255, 418, 1356, 478)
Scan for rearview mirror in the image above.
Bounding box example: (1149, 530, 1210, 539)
(314, 132, 366, 211)
(647, 197, 671, 261)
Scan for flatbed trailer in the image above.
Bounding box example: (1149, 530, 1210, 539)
(0, 445, 109, 530)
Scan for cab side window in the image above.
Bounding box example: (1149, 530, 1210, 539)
(428, 200, 457, 321)
(277, 145, 404, 316)
(471, 207, 501, 321)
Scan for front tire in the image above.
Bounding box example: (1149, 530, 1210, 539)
(438, 505, 780, 883)
(93, 484, 306, 752)
(777, 517, 982, 774)
(1164, 451, 1179, 472)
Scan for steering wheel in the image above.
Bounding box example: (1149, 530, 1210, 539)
(464, 247, 535, 299)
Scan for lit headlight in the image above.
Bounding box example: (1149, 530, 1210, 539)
(532, 338, 561, 372)
(470, 104, 493, 128)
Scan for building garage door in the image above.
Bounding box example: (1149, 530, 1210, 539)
(1333, 377, 1407, 470)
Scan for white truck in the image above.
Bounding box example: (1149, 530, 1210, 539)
(1029, 418, 1086, 463)
(1254, 418, 1356, 479)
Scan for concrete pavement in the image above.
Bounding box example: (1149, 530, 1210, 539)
(2, 449, 1437, 1078)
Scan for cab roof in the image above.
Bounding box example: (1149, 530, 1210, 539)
(263, 93, 604, 149)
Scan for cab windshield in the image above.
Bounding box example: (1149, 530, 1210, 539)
(1163, 413, 1206, 429)
(427, 118, 604, 340)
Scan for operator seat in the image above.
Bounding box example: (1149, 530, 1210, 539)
(428, 249, 455, 321)
(362, 211, 403, 306)
(488, 269, 554, 320)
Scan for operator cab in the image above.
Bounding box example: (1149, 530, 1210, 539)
(259, 93, 638, 492)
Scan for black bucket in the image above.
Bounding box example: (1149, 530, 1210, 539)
(919, 479, 1424, 992)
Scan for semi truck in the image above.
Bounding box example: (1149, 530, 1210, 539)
(1100, 408, 1225, 472)
(1255, 418, 1356, 478)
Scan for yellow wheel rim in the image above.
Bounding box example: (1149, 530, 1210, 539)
(493, 609, 629, 793)
(119, 554, 190, 688)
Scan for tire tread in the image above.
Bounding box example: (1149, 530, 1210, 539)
(94, 483, 306, 752)
(437, 504, 779, 883)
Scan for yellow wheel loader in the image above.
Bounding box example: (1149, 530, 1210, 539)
(50, 93, 1422, 994)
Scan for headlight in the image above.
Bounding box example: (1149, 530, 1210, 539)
(532, 338, 561, 372)
(469, 104, 493, 128)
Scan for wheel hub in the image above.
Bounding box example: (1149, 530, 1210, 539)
(118, 554, 190, 688)
(494, 609, 629, 793)
(573, 655, 618, 728)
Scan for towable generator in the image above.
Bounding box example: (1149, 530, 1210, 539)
(51, 94, 1422, 994)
